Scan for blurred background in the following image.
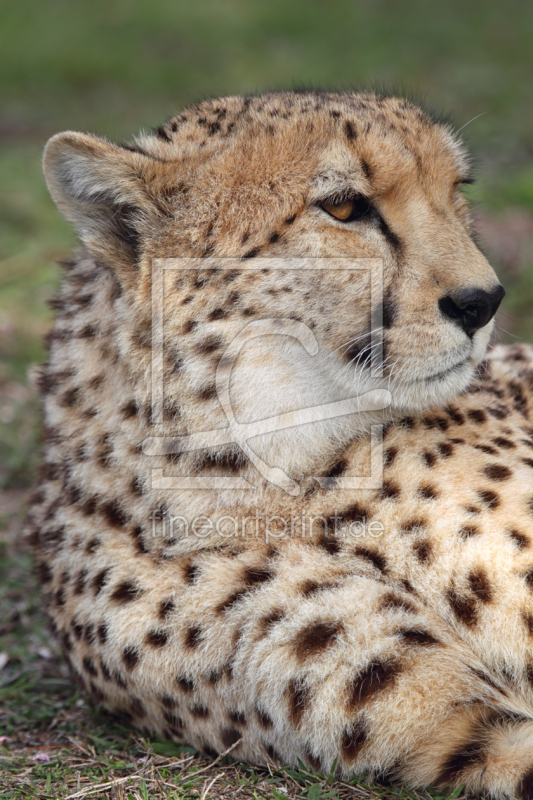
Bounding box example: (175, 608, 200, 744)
(1, 0, 533, 772)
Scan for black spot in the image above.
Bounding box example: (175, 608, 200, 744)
(155, 125, 171, 142)
(121, 401, 138, 418)
(258, 608, 285, 636)
(524, 612, 533, 636)
(221, 728, 241, 748)
(81, 495, 99, 516)
(519, 769, 533, 800)
(347, 661, 401, 709)
(437, 735, 486, 787)
(176, 676, 194, 693)
(344, 120, 356, 140)
(37, 562, 53, 585)
(208, 307, 227, 321)
(294, 621, 342, 660)
(304, 746, 322, 773)
(316, 535, 340, 555)
(184, 563, 200, 584)
(341, 720, 367, 761)
(185, 625, 202, 648)
(197, 446, 246, 473)
(264, 742, 282, 764)
(492, 436, 515, 450)
(509, 529, 529, 550)
(217, 566, 273, 613)
(524, 569, 533, 590)
(446, 406, 466, 425)
(423, 416, 449, 431)
(73, 569, 87, 595)
(160, 694, 176, 709)
(447, 589, 477, 626)
(85, 537, 100, 554)
(229, 709, 246, 725)
(484, 464, 512, 481)
(422, 451, 436, 468)
(324, 458, 348, 478)
(60, 387, 80, 408)
(110, 580, 143, 604)
(243, 246, 261, 259)
(459, 524, 481, 540)
(477, 489, 500, 509)
(380, 592, 416, 614)
(190, 704, 209, 718)
(97, 623, 108, 644)
(384, 447, 398, 466)
(418, 484, 438, 500)
(102, 500, 129, 528)
(122, 646, 140, 670)
(379, 480, 400, 500)
(468, 409, 487, 424)
(400, 518, 426, 534)
(285, 214, 297, 225)
(92, 568, 110, 596)
(287, 679, 310, 728)
(192, 743, 216, 763)
(488, 405, 509, 420)
(468, 569, 493, 603)
(130, 525, 148, 554)
(146, 629, 169, 647)
(413, 539, 432, 564)
(257, 708, 273, 728)
(343, 503, 368, 523)
(301, 579, 340, 597)
(82, 656, 98, 677)
(197, 335, 223, 354)
(197, 383, 217, 401)
(344, 335, 373, 367)
(354, 546, 387, 573)
(398, 628, 440, 646)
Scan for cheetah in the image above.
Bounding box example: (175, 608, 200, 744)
(26, 91, 533, 798)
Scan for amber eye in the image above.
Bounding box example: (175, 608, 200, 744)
(319, 195, 371, 222)
(321, 199, 355, 220)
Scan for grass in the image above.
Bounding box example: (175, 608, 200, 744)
(1, 0, 533, 796)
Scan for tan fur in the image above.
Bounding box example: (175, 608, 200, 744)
(26, 92, 533, 798)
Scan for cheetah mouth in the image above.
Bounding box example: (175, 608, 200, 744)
(416, 358, 469, 383)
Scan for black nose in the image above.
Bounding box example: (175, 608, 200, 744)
(438, 284, 505, 336)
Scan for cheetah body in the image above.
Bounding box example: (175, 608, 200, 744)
(27, 92, 533, 798)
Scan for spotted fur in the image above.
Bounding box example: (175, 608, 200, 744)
(26, 92, 533, 799)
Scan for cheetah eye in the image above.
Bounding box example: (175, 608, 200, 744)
(319, 195, 371, 222)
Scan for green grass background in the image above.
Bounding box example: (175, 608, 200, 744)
(1, 1, 533, 796)
(1, 0, 533, 411)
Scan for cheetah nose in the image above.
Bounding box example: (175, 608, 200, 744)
(438, 284, 505, 337)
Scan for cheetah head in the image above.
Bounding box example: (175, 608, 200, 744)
(43, 92, 503, 472)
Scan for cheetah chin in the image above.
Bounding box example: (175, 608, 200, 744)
(28, 91, 533, 800)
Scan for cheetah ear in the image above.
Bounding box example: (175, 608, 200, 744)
(43, 131, 159, 279)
